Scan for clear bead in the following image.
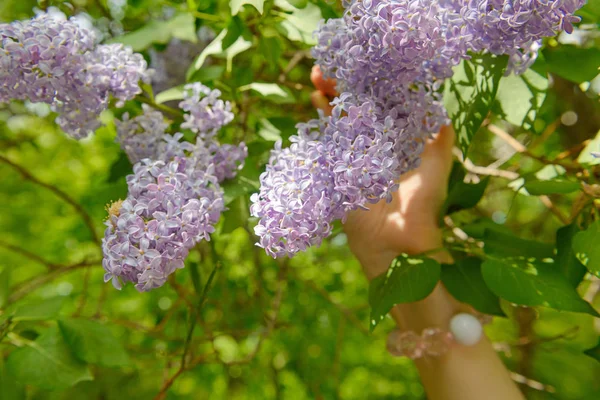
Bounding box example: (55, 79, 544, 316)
(387, 330, 424, 359)
(422, 328, 453, 357)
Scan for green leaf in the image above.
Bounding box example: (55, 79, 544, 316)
(109, 13, 197, 51)
(556, 224, 588, 288)
(286, 0, 308, 8)
(495, 68, 548, 128)
(258, 118, 283, 141)
(444, 53, 508, 155)
(107, 152, 131, 184)
(239, 83, 294, 104)
(369, 254, 441, 331)
(230, 0, 265, 15)
(155, 85, 185, 104)
(223, 16, 244, 50)
(188, 66, 225, 83)
(440, 162, 489, 220)
(276, 2, 322, 45)
(0, 266, 10, 309)
(584, 342, 600, 363)
(483, 229, 554, 259)
(577, 129, 600, 166)
(190, 30, 228, 76)
(543, 45, 600, 83)
(221, 176, 260, 205)
(58, 319, 130, 367)
(12, 297, 65, 321)
(1, 358, 25, 400)
(524, 179, 580, 196)
(6, 327, 93, 390)
(572, 221, 600, 278)
(441, 258, 504, 316)
(481, 258, 598, 316)
(578, 0, 600, 24)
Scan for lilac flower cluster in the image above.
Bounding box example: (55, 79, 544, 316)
(103, 83, 246, 291)
(180, 83, 234, 136)
(252, 0, 585, 257)
(102, 153, 224, 291)
(251, 82, 446, 257)
(0, 13, 149, 139)
(116, 105, 168, 164)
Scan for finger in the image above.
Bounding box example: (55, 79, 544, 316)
(421, 125, 455, 168)
(311, 91, 334, 116)
(311, 65, 338, 98)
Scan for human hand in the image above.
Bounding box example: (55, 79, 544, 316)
(310, 66, 455, 280)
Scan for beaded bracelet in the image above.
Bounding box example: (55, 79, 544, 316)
(386, 313, 492, 359)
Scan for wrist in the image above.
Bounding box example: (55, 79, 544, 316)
(353, 225, 449, 280)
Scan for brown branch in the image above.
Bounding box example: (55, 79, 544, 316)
(0, 240, 59, 270)
(453, 148, 519, 180)
(0, 155, 100, 244)
(8, 260, 101, 303)
(486, 124, 579, 172)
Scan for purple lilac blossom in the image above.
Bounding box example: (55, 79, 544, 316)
(116, 105, 168, 164)
(102, 153, 224, 292)
(105, 85, 247, 290)
(251, 82, 447, 257)
(179, 83, 234, 137)
(0, 13, 149, 139)
(253, 0, 586, 257)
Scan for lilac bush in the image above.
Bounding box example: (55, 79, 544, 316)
(251, 0, 587, 257)
(103, 83, 246, 291)
(0, 13, 149, 139)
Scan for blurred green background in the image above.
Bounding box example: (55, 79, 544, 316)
(1, 1, 600, 399)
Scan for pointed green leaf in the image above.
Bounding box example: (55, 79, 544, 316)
(7, 327, 93, 390)
(543, 45, 600, 83)
(230, 0, 265, 15)
(572, 221, 600, 278)
(276, 2, 322, 45)
(155, 85, 185, 104)
(524, 179, 580, 196)
(369, 254, 441, 331)
(440, 162, 489, 220)
(556, 224, 587, 287)
(109, 13, 197, 51)
(584, 342, 600, 363)
(577, 129, 600, 166)
(483, 229, 554, 259)
(58, 319, 130, 367)
(239, 83, 294, 104)
(481, 258, 598, 316)
(441, 258, 504, 316)
(444, 53, 508, 155)
(495, 68, 548, 128)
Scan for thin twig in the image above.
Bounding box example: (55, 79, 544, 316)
(0, 155, 99, 244)
(153, 264, 219, 400)
(136, 96, 184, 118)
(487, 124, 579, 172)
(453, 148, 519, 180)
(8, 260, 101, 303)
(0, 240, 59, 270)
